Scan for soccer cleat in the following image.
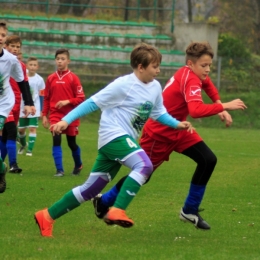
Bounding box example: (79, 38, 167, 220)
(18, 146, 26, 155)
(0, 162, 7, 193)
(26, 151, 32, 156)
(9, 163, 22, 173)
(71, 165, 83, 176)
(53, 171, 64, 177)
(179, 208, 211, 230)
(34, 208, 54, 237)
(103, 207, 134, 228)
(92, 194, 109, 219)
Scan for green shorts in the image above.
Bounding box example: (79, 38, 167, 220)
(91, 135, 142, 180)
(0, 115, 6, 130)
(18, 117, 38, 128)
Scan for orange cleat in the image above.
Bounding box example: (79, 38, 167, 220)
(34, 208, 55, 237)
(103, 207, 134, 228)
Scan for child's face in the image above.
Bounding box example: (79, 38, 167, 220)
(5, 41, 21, 56)
(0, 27, 7, 50)
(55, 53, 70, 71)
(188, 54, 212, 81)
(139, 61, 160, 83)
(27, 60, 38, 74)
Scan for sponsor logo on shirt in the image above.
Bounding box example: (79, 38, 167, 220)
(77, 86, 83, 94)
(190, 86, 201, 97)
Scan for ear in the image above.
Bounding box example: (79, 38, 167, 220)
(137, 63, 144, 71)
(187, 59, 193, 68)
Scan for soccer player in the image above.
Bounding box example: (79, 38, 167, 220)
(18, 57, 45, 156)
(34, 43, 194, 237)
(92, 42, 247, 230)
(42, 48, 85, 176)
(0, 22, 34, 193)
(0, 34, 35, 174)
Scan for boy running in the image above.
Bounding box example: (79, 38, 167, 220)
(34, 43, 193, 237)
(18, 57, 45, 156)
(42, 49, 85, 176)
(92, 42, 247, 230)
(0, 22, 34, 193)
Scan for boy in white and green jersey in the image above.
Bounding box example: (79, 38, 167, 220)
(18, 57, 45, 156)
(0, 22, 34, 193)
(34, 43, 194, 237)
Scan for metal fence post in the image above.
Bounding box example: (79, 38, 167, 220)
(171, 0, 175, 33)
(217, 56, 222, 90)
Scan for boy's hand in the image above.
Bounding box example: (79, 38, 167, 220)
(30, 106, 36, 116)
(42, 116, 49, 129)
(55, 100, 70, 109)
(222, 99, 247, 111)
(176, 121, 195, 133)
(50, 120, 68, 135)
(218, 111, 232, 127)
(22, 105, 32, 117)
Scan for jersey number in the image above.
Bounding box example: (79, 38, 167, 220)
(126, 138, 138, 148)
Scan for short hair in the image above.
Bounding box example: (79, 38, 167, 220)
(130, 43, 162, 69)
(185, 42, 214, 63)
(0, 21, 7, 30)
(5, 35, 22, 46)
(27, 56, 38, 62)
(55, 48, 70, 58)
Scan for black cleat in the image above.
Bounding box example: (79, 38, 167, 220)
(92, 194, 109, 219)
(71, 165, 83, 176)
(0, 162, 7, 193)
(9, 163, 22, 174)
(179, 208, 211, 230)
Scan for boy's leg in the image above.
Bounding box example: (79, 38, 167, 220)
(52, 134, 64, 176)
(34, 150, 117, 237)
(18, 118, 28, 154)
(0, 116, 7, 193)
(66, 134, 82, 175)
(4, 122, 22, 173)
(180, 141, 217, 230)
(26, 118, 38, 156)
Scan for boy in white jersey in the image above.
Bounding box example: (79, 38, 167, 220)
(0, 22, 34, 193)
(34, 43, 194, 237)
(18, 57, 45, 156)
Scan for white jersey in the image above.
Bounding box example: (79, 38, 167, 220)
(20, 73, 45, 118)
(92, 73, 167, 149)
(0, 49, 24, 117)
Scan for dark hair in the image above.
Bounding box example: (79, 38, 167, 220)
(185, 42, 214, 63)
(130, 43, 162, 69)
(0, 21, 7, 30)
(55, 48, 70, 58)
(5, 35, 22, 46)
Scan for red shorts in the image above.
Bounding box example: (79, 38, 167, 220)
(5, 104, 20, 125)
(140, 129, 202, 171)
(50, 123, 79, 136)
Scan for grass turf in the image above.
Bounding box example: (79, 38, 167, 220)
(1, 122, 259, 260)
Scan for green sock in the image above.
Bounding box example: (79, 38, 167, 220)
(48, 190, 81, 220)
(114, 176, 141, 210)
(28, 134, 36, 151)
(19, 134, 26, 147)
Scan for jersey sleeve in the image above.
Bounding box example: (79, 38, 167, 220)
(10, 59, 24, 82)
(68, 74, 85, 106)
(202, 76, 220, 102)
(42, 77, 50, 116)
(91, 78, 127, 110)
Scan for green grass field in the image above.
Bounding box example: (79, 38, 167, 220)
(1, 122, 259, 260)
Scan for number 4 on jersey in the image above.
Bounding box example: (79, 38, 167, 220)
(126, 137, 138, 148)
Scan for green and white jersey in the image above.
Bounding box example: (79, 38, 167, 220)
(20, 73, 45, 118)
(92, 73, 167, 149)
(0, 49, 24, 117)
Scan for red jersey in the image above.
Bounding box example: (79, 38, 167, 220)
(144, 66, 224, 142)
(42, 70, 85, 126)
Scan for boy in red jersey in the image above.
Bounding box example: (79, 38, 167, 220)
(0, 35, 35, 174)
(92, 42, 247, 230)
(42, 49, 85, 177)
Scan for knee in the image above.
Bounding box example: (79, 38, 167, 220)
(206, 152, 217, 167)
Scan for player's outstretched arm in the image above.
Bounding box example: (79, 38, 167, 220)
(222, 99, 247, 111)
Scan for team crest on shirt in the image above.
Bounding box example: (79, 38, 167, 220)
(190, 86, 201, 97)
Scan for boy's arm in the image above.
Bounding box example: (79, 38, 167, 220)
(69, 75, 85, 106)
(42, 79, 50, 117)
(202, 77, 220, 102)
